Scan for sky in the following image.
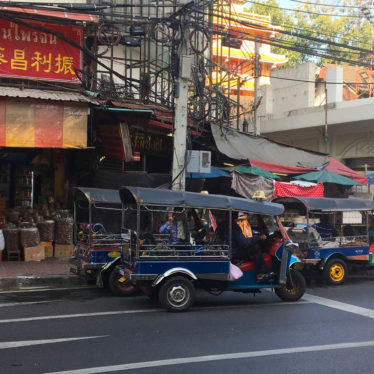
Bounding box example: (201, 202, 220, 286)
(277, 0, 297, 9)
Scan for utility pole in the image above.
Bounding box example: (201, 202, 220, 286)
(254, 37, 260, 136)
(171, 10, 192, 191)
(172, 58, 190, 191)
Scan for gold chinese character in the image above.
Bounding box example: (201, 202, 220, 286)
(11, 49, 27, 70)
(54, 54, 74, 75)
(0, 47, 7, 65)
(31, 52, 52, 72)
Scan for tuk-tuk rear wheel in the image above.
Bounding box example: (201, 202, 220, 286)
(323, 258, 347, 285)
(108, 266, 137, 297)
(159, 276, 196, 312)
(275, 270, 306, 302)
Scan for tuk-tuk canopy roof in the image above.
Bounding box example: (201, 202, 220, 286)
(120, 186, 284, 215)
(72, 187, 121, 205)
(273, 196, 374, 212)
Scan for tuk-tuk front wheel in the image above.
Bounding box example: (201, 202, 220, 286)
(275, 270, 306, 302)
(108, 267, 137, 297)
(323, 258, 347, 285)
(159, 276, 196, 312)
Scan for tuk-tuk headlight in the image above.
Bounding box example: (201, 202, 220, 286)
(293, 261, 304, 271)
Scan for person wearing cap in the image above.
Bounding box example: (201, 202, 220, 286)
(236, 212, 253, 238)
(216, 211, 273, 282)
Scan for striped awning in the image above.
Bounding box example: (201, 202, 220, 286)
(0, 6, 99, 23)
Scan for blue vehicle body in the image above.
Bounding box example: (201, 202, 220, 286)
(273, 196, 374, 284)
(116, 187, 305, 311)
(72, 187, 125, 286)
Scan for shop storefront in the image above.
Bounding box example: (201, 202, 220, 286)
(95, 106, 173, 175)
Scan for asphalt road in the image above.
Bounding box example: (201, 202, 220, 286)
(1, 278, 374, 374)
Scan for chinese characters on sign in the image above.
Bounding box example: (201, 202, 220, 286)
(0, 20, 83, 83)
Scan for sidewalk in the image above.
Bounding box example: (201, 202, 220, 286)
(0, 257, 84, 290)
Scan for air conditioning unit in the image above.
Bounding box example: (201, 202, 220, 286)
(186, 150, 211, 173)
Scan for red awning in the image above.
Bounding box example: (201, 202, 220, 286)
(325, 157, 368, 186)
(250, 160, 317, 174)
(0, 6, 99, 23)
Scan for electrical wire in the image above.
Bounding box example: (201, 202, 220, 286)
(190, 7, 374, 68)
(289, 0, 374, 10)
(191, 7, 374, 56)
(245, 0, 368, 18)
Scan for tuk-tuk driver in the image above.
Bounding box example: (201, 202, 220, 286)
(215, 210, 274, 282)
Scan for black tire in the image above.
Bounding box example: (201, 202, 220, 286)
(275, 269, 306, 302)
(84, 271, 97, 284)
(159, 276, 196, 312)
(108, 266, 137, 297)
(147, 288, 159, 301)
(323, 258, 348, 285)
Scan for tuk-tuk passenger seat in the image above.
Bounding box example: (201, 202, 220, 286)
(239, 253, 273, 272)
(238, 237, 282, 272)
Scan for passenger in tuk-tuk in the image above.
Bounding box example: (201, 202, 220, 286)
(159, 209, 190, 245)
(215, 211, 274, 282)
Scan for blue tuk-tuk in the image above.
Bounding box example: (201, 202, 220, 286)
(273, 196, 374, 285)
(72, 187, 136, 296)
(113, 187, 306, 312)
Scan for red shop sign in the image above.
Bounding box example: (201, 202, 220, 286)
(0, 19, 83, 83)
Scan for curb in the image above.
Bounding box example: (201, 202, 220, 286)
(0, 274, 85, 291)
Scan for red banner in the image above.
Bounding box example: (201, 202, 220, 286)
(273, 182, 324, 198)
(0, 19, 82, 83)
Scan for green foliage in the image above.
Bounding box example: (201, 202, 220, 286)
(246, 0, 374, 67)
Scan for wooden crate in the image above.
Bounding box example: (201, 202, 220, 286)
(54, 244, 74, 258)
(24, 245, 45, 262)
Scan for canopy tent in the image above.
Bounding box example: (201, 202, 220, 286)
(211, 124, 329, 169)
(250, 158, 367, 185)
(325, 157, 368, 185)
(293, 170, 362, 186)
(250, 159, 317, 174)
(187, 166, 230, 179)
(226, 165, 280, 179)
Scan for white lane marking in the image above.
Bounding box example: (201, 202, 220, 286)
(0, 301, 309, 324)
(303, 293, 374, 319)
(0, 300, 58, 308)
(0, 309, 160, 324)
(43, 340, 374, 374)
(0, 286, 96, 294)
(0, 336, 106, 349)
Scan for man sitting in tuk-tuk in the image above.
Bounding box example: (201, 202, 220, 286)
(159, 209, 190, 245)
(215, 210, 273, 282)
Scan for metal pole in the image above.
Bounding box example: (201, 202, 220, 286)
(325, 84, 328, 153)
(254, 37, 260, 136)
(171, 14, 191, 191)
(172, 68, 189, 191)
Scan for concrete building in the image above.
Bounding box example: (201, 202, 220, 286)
(258, 62, 374, 172)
